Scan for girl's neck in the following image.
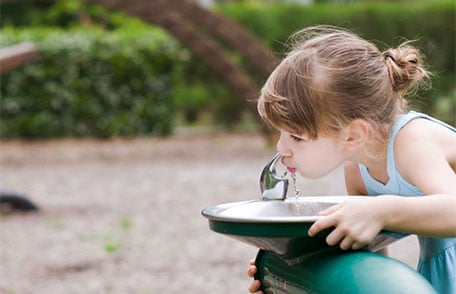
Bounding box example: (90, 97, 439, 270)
(357, 143, 389, 184)
(357, 119, 394, 184)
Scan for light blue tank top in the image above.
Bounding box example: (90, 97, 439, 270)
(358, 111, 456, 294)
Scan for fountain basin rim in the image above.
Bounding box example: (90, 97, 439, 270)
(202, 195, 367, 224)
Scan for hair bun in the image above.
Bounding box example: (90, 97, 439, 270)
(383, 45, 429, 93)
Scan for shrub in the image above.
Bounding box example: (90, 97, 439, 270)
(0, 26, 179, 138)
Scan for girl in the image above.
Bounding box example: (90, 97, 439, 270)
(248, 26, 456, 293)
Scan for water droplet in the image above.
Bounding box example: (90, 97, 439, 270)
(291, 173, 300, 200)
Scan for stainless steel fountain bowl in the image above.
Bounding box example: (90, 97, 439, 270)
(202, 196, 406, 256)
(202, 196, 353, 223)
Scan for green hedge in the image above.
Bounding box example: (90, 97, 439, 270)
(217, 0, 455, 125)
(219, 1, 454, 69)
(0, 26, 179, 138)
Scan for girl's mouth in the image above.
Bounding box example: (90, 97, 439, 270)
(287, 167, 296, 174)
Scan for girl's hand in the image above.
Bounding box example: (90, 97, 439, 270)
(308, 198, 386, 250)
(247, 259, 263, 294)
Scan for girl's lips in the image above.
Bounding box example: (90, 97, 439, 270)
(287, 167, 296, 174)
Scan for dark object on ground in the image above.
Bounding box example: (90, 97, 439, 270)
(0, 191, 39, 214)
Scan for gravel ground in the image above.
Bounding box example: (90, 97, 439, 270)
(0, 133, 418, 293)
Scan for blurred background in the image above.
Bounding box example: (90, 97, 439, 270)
(1, 0, 454, 139)
(0, 0, 454, 293)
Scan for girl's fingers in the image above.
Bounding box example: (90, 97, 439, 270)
(248, 259, 262, 293)
(325, 227, 346, 247)
(318, 203, 341, 216)
(338, 236, 355, 250)
(308, 203, 343, 237)
(308, 215, 337, 237)
(248, 258, 257, 278)
(351, 242, 364, 250)
(247, 265, 257, 277)
(248, 280, 262, 294)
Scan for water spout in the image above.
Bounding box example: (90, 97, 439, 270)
(259, 153, 289, 200)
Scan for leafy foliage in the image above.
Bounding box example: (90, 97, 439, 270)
(0, 27, 178, 138)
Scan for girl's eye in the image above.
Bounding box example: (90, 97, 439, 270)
(290, 135, 305, 142)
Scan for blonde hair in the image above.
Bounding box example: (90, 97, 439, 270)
(258, 26, 429, 145)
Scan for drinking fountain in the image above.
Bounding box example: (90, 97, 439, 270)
(202, 153, 435, 293)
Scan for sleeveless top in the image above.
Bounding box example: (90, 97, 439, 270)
(358, 111, 456, 294)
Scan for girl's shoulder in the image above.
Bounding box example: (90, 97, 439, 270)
(394, 116, 456, 157)
(394, 116, 456, 193)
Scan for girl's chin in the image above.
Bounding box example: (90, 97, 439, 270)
(297, 170, 329, 180)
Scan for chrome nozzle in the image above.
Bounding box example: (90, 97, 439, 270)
(259, 153, 289, 200)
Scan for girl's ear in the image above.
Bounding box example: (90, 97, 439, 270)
(343, 119, 369, 150)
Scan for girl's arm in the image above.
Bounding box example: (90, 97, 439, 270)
(308, 192, 456, 250)
(309, 121, 456, 249)
(344, 161, 368, 196)
(345, 149, 456, 237)
(384, 120, 456, 236)
(370, 194, 456, 237)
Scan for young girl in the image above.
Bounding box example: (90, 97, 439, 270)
(247, 26, 456, 294)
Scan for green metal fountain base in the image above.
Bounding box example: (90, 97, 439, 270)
(208, 217, 331, 257)
(255, 249, 436, 293)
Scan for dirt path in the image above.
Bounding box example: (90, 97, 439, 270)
(0, 133, 418, 293)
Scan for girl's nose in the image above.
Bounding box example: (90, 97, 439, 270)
(276, 132, 292, 157)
